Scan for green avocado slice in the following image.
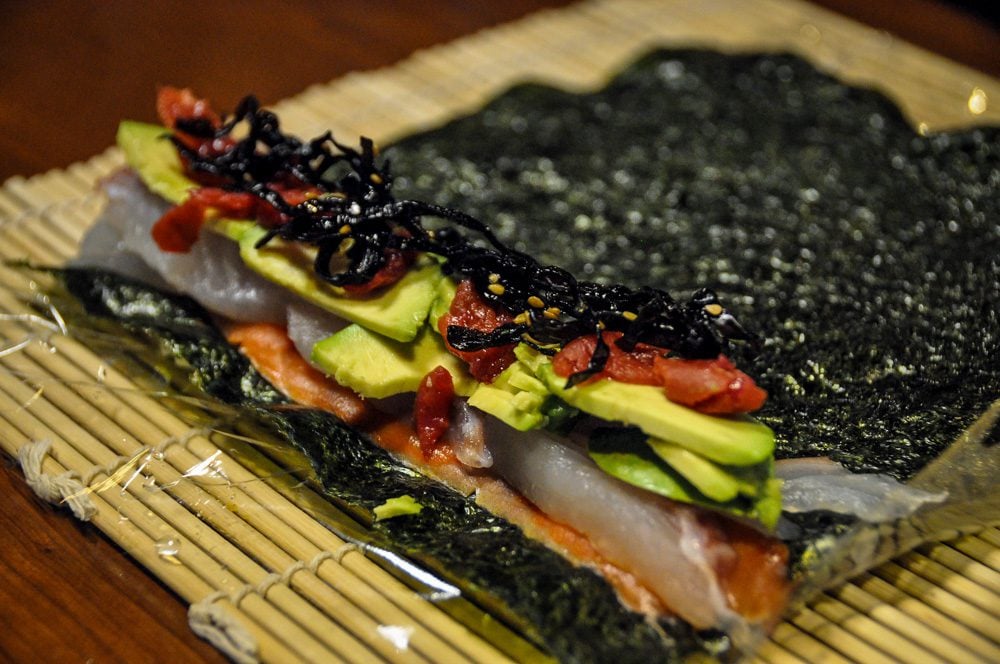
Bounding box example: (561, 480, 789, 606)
(588, 428, 781, 528)
(647, 438, 763, 502)
(468, 361, 549, 431)
(312, 323, 474, 399)
(535, 362, 774, 466)
(117, 121, 194, 204)
(589, 436, 698, 504)
(236, 223, 442, 343)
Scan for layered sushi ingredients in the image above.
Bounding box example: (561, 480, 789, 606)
(80, 88, 794, 638)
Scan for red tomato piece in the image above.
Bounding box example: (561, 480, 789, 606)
(552, 332, 662, 386)
(152, 186, 322, 253)
(437, 280, 516, 382)
(342, 249, 415, 296)
(157, 86, 221, 129)
(156, 87, 234, 158)
(655, 355, 767, 414)
(151, 197, 206, 253)
(553, 332, 766, 414)
(152, 188, 260, 253)
(414, 366, 455, 452)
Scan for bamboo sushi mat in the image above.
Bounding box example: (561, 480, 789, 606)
(1, 0, 999, 662)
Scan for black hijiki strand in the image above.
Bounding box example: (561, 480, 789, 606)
(171, 95, 761, 384)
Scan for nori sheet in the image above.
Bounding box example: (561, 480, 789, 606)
(387, 49, 1000, 481)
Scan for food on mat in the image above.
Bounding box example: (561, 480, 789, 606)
(74, 86, 792, 655)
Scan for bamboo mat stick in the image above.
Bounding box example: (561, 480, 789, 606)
(787, 606, 896, 664)
(0, 176, 36, 211)
(0, 199, 99, 260)
(807, 593, 933, 664)
(766, 621, 851, 664)
(897, 550, 1000, 613)
(752, 640, 808, 664)
(0, 191, 24, 218)
(952, 535, 1000, 572)
(3, 175, 78, 213)
(71, 147, 125, 187)
(34, 170, 86, 202)
(56, 164, 100, 196)
(853, 572, 1000, 661)
(3, 220, 78, 270)
(919, 542, 1000, 594)
(979, 527, 1000, 548)
(874, 561, 1000, 643)
(45, 193, 104, 246)
(0, 151, 109, 221)
(65, 162, 106, 193)
(0, 326, 381, 663)
(827, 583, 974, 664)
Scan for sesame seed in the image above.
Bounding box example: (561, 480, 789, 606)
(488, 283, 506, 295)
(704, 303, 724, 316)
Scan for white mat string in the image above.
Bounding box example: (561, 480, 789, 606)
(17, 439, 97, 521)
(186, 546, 360, 663)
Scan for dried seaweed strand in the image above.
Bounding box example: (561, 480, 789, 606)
(172, 96, 760, 384)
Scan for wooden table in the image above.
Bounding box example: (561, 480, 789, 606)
(0, 1, 996, 661)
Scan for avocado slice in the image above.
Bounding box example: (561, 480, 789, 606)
(468, 361, 548, 431)
(117, 121, 194, 204)
(237, 224, 442, 343)
(588, 427, 781, 528)
(588, 430, 698, 504)
(428, 273, 457, 327)
(646, 439, 747, 502)
(534, 361, 774, 466)
(312, 323, 474, 399)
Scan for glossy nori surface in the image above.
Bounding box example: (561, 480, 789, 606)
(54, 268, 713, 663)
(388, 49, 1000, 480)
